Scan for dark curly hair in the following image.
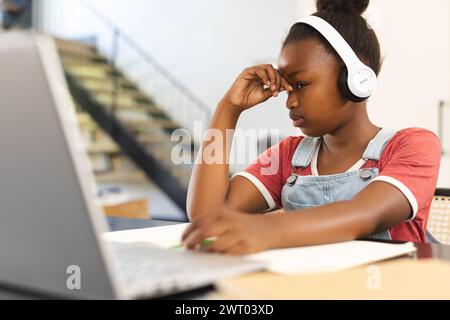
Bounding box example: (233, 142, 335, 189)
(283, 0, 382, 75)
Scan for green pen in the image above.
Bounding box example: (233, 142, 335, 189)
(171, 239, 215, 250)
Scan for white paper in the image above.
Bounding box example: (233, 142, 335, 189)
(247, 240, 416, 274)
(103, 225, 416, 275)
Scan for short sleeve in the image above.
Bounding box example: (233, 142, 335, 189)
(232, 136, 302, 210)
(370, 129, 442, 221)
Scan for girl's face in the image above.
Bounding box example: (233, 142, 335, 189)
(278, 39, 355, 137)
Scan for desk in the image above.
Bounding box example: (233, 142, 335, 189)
(212, 258, 450, 299)
(205, 242, 450, 300)
(0, 221, 450, 299)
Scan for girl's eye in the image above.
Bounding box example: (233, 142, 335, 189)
(295, 82, 308, 90)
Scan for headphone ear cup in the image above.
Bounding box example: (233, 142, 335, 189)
(338, 66, 366, 103)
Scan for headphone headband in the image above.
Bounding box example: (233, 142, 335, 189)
(297, 15, 377, 100)
(298, 16, 362, 70)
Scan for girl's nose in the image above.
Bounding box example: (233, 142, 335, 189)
(286, 93, 298, 110)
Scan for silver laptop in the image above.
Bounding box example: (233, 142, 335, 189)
(0, 32, 264, 299)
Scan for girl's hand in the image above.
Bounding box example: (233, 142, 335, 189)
(222, 64, 293, 112)
(181, 207, 280, 255)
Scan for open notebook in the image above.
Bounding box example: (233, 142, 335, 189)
(103, 223, 416, 275)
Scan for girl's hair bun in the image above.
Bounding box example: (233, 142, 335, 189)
(316, 0, 369, 15)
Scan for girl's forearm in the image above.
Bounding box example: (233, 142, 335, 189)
(268, 199, 379, 248)
(186, 100, 242, 220)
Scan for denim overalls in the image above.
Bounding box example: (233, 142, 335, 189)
(281, 128, 397, 240)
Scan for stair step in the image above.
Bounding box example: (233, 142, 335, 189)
(116, 109, 150, 120)
(91, 92, 130, 104)
(55, 38, 96, 55)
(142, 119, 180, 129)
(79, 80, 131, 91)
(122, 118, 180, 130)
(113, 109, 177, 129)
(80, 78, 143, 93)
(136, 118, 180, 129)
(54, 37, 96, 49)
(103, 102, 166, 116)
(58, 39, 159, 111)
(69, 72, 134, 88)
(77, 112, 93, 124)
(133, 106, 165, 116)
(86, 142, 120, 154)
(59, 49, 101, 61)
(87, 86, 149, 101)
(93, 92, 153, 107)
(60, 53, 108, 65)
(87, 91, 166, 116)
(79, 77, 137, 90)
(66, 65, 112, 79)
(63, 61, 115, 73)
(137, 134, 170, 144)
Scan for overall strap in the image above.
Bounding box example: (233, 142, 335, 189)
(291, 136, 321, 168)
(362, 128, 398, 161)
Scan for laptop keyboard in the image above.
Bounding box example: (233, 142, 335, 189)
(108, 242, 265, 299)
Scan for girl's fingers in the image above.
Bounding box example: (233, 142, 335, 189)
(182, 213, 214, 241)
(263, 65, 278, 92)
(181, 222, 196, 242)
(183, 215, 230, 249)
(263, 65, 288, 97)
(254, 68, 271, 87)
(202, 232, 243, 254)
(183, 228, 204, 250)
(251, 64, 292, 97)
(243, 64, 293, 95)
(281, 77, 294, 92)
(275, 70, 282, 94)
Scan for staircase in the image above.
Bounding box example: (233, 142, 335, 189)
(55, 38, 199, 216)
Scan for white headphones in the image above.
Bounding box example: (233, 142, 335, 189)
(298, 15, 377, 102)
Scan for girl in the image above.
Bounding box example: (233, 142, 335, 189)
(182, 0, 441, 255)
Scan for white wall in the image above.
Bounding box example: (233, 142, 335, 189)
(368, 0, 450, 187)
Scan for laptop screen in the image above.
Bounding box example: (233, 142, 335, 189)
(0, 32, 117, 299)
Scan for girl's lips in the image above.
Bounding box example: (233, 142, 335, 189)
(292, 117, 305, 127)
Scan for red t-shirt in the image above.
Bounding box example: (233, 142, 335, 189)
(236, 128, 441, 243)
